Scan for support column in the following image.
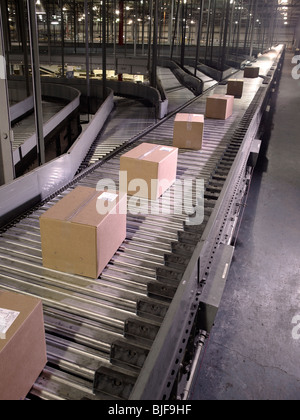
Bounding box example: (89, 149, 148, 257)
(204, 0, 212, 65)
(27, 0, 45, 166)
(0, 6, 14, 185)
(180, 0, 187, 67)
(16, 0, 30, 96)
(60, 0, 65, 77)
(133, 0, 137, 56)
(151, 0, 158, 88)
(84, 0, 90, 118)
(170, 0, 180, 60)
(268, 0, 278, 49)
(249, 0, 258, 58)
(102, 0, 107, 100)
(141, 0, 145, 54)
(147, 0, 153, 73)
(220, 0, 231, 72)
(119, 0, 124, 45)
(195, 0, 204, 76)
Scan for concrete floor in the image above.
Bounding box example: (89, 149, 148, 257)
(190, 52, 300, 400)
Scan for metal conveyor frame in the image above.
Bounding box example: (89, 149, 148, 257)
(129, 52, 284, 399)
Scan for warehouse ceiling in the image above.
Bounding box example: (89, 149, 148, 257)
(5, 0, 300, 52)
(45, 0, 300, 28)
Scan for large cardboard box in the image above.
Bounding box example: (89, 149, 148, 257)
(0, 291, 47, 400)
(120, 143, 178, 200)
(40, 186, 127, 278)
(173, 113, 204, 150)
(205, 94, 234, 120)
(227, 79, 244, 98)
(244, 66, 260, 78)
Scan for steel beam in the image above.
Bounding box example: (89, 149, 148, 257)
(199, 244, 234, 332)
(0, 5, 14, 186)
(27, 0, 45, 166)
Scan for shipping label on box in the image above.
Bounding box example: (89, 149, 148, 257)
(120, 143, 178, 200)
(205, 94, 234, 120)
(0, 308, 20, 339)
(173, 113, 204, 150)
(40, 186, 127, 278)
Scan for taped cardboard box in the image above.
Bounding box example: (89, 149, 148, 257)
(120, 143, 178, 200)
(244, 66, 260, 78)
(173, 113, 204, 150)
(205, 94, 234, 120)
(227, 79, 244, 98)
(40, 186, 127, 278)
(0, 291, 47, 400)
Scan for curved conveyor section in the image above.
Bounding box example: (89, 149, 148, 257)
(10, 83, 81, 168)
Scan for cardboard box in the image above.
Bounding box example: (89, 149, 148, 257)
(120, 143, 178, 200)
(173, 113, 204, 150)
(205, 94, 234, 120)
(0, 291, 47, 400)
(40, 186, 127, 278)
(244, 66, 260, 78)
(227, 79, 244, 98)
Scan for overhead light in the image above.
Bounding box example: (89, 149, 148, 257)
(36, 0, 46, 15)
(51, 16, 59, 25)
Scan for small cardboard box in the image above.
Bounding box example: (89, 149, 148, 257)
(173, 113, 204, 150)
(120, 143, 178, 200)
(227, 79, 244, 98)
(244, 66, 260, 78)
(205, 94, 234, 120)
(40, 186, 127, 278)
(0, 291, 47, 400)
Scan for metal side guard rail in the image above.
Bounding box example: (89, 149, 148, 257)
(199, 243, 235, 333)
